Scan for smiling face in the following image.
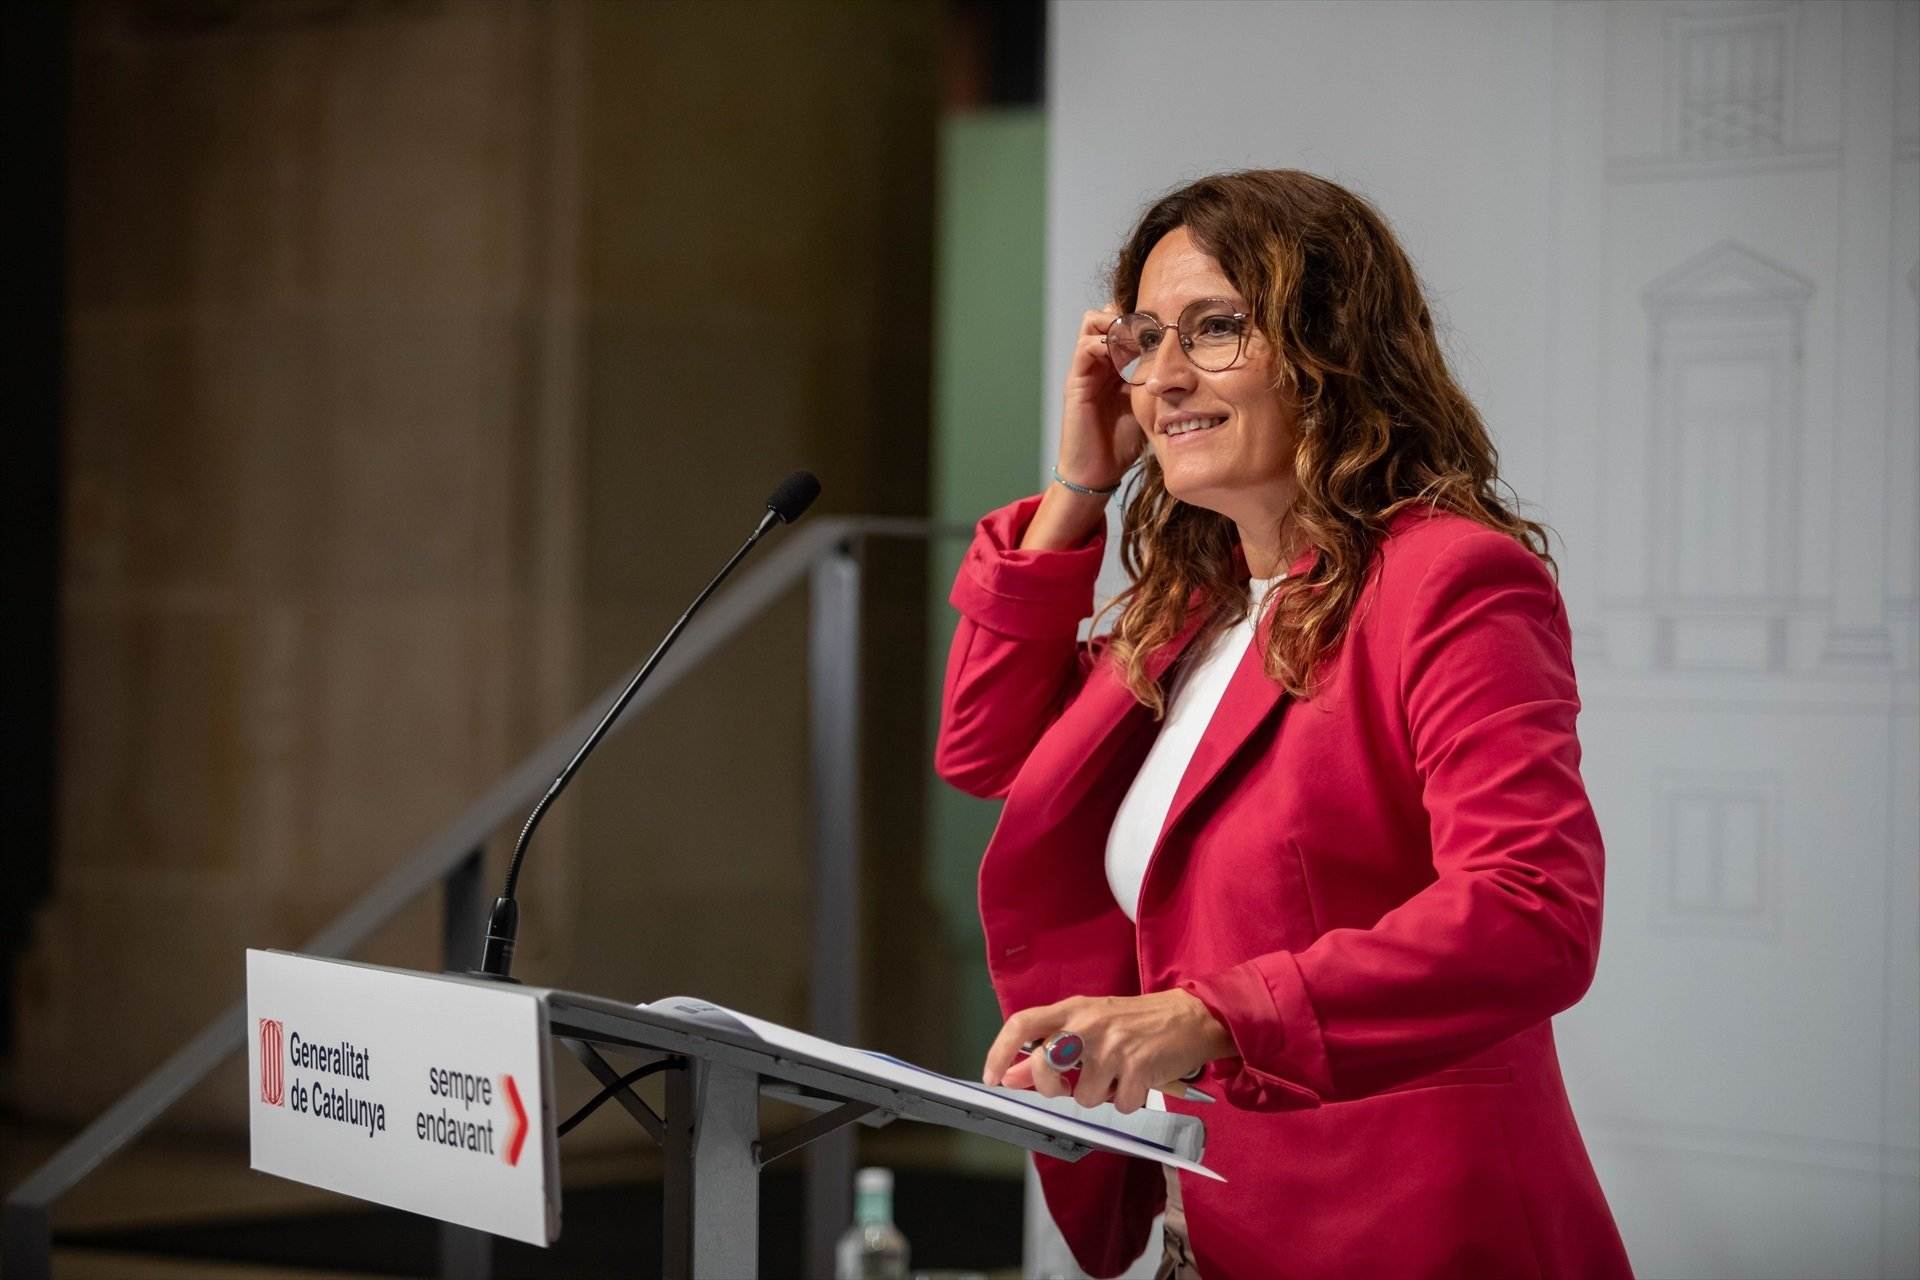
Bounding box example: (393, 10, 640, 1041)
(1129, 226, 1302, 550)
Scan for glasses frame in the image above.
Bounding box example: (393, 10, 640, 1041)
(1101, 297, 1253, 386)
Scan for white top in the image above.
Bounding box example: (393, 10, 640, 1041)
(1104, 574, 1284, 923)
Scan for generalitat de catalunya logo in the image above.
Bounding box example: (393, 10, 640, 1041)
(259, 1018, 285, 1106)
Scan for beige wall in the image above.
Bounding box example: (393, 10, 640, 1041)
(16, 0, 941, 1133)
(568, 0, 945, 1072)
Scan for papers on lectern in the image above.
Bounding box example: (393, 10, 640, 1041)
(639, 996, 1223, 1182)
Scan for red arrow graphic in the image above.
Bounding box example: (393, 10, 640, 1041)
(502, 1074, 528, 1167)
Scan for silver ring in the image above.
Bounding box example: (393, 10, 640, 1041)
(1041, 1031, 1085, 1072)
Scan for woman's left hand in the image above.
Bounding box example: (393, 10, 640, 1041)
(982, 990, 1235, 1114)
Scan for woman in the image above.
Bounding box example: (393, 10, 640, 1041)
(937, 171, 1633, 1280)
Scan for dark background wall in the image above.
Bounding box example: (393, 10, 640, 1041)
(4, 0, 943, 1138)
(0, 0, 69, 1065)
(568, 0, 943, 1065)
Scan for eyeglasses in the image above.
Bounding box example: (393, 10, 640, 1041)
(1102, 297, 1252, 385)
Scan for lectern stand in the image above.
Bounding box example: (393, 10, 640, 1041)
(246, 953, 1208, 1280)
(547, 989, 1136, 1279)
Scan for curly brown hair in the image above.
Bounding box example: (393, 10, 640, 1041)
(1099, 169, 1555, 713)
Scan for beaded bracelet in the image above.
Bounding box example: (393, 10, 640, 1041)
(1051, 464, 1121, 499)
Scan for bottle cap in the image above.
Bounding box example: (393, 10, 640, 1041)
(855, 1166, 892, 1195)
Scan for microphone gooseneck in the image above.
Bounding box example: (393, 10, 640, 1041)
(473, 471, 821, 982)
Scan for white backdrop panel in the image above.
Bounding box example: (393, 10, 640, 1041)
(1040, 3, 1919, 1278)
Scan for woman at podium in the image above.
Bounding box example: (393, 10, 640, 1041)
(936, 170, 1633, 1279)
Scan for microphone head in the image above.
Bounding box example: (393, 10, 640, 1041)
(765, 470, 821, 524)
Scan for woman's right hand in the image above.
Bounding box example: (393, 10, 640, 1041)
(1018, 309, 1143, 552)
(1056, 307, 1144, 491)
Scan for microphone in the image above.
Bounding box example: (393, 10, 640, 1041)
(472, 470, 821, 981)
(764, 469, 821, 529)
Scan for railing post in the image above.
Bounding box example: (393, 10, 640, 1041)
(440, 846, 493, 1280)
(442, 846, 485, 974)
(805, 543, 863, 1278)
(2, 1194, 51, 1280)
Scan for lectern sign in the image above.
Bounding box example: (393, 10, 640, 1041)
(246, 950, 560, 1245)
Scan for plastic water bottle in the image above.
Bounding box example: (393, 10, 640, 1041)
(834, 1166, 910, 1279)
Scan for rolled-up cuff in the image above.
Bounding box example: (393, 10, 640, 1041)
(1179, 952, 1332, 1109)
(948, 493, 1106, 640)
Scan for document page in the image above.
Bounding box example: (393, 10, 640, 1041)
(640, 996, 1221, 1181)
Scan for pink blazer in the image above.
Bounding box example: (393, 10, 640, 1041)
(937, 494, 1633, 1280)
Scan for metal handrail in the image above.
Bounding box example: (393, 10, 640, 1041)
(2, 513, 969, 1280)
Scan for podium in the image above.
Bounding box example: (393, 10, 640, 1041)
(246, 950, 1210, 1279)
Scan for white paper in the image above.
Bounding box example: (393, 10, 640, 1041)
(643, 996, 1223, 1182)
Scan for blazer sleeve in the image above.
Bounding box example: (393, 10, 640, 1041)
(935, 494, 1109, 799)
(1180, 529, 1605, 1105)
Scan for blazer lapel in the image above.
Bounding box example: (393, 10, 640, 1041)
(1155, 542, 1318, 845)
(1154, 631, 1288, 846)
(1027, 605, 1213, 827)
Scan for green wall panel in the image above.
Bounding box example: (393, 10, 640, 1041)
(924, 108, 1046, 1077)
